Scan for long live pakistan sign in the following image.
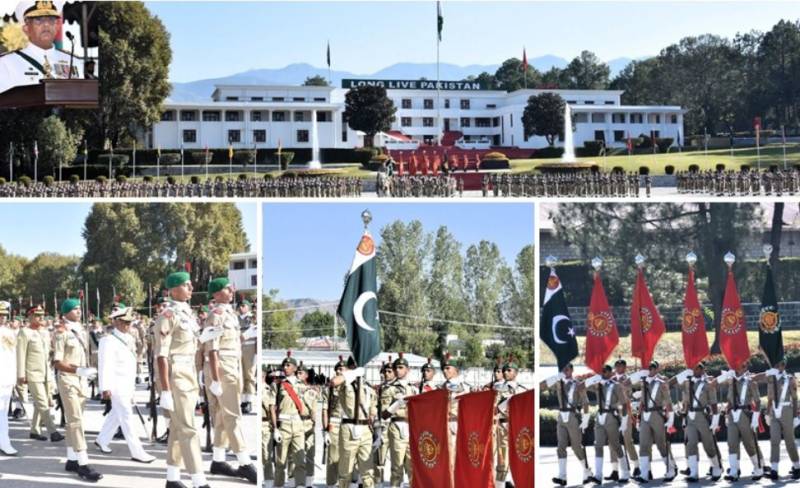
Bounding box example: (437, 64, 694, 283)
(342, 78, 487, 91)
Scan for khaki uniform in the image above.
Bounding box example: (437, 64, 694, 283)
(337, 378, 376, 488)
(374, 381, 392, 484)
(725, 373, 762, 474)
(591, 379, 629, 478)
(385, 378, 415, 487)
(681, 376, 720, 476)
(155, 300, 203, 474)
(239, 314, 257, 400)
(324, 383, 344, 486)
(202, 304, 246, 454)
(297, 385, 318, 483)
(613, 373, 638, 465)
(17, 326, 58, 436)
(550, 379, 588, 463)
(53, 321, 90, 452)
(638, 376, 674, 478)
(263, 386, 275, 482)
(496, 381, 528, 482)
(273, 376, 307, 487)
(767, 373, 799, 465)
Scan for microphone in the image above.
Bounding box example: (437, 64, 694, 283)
(65, 31, 75, 79)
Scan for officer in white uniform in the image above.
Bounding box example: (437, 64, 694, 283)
(0, 1, 84, 95)
(0, 301, 19, 456)
(95, 307, 156, 463)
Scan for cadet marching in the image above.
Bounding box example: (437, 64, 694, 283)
(676, 168, 800, 196)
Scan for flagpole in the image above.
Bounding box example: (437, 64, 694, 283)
(9, 141, 13, 183)
(83, 140, 87, 182)
(34, 141, 38, 182)
(436, 1, 441, 146)
(180, 144, 185, 181)
(132, 139, 137, 179)
(782, 125, 787, 170)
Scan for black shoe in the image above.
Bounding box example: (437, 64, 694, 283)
(210, 460, 239, 477)
(586, 476, 601, 485)
(552, 477, 567, 486)
(50, 432, 65, 442)
(605, 471, 619, 481)
(156, 430, 170, 444)
(633, 476, 648, 484)
(505, 483, 515, 488)
(724, 471, 739, 482)
(237, 463, 257, 483)
(769, 470, 779, 481)
(29, 433, 48, 441)
(12, 408, 25, 419)
(710, 473, 722, 482)
(65, 460, 79, 472)
(792, 467, 800, 480)
(113, 428, 124, 440)
(680, 468, 690, 476)
(619, 478, 629, 485)
(632, 467, 641, 477)
(240, 401, 252, 414)
(165, 482, 188, 488)
(685, 476, 699, 483)
(77, 464, 103, 482)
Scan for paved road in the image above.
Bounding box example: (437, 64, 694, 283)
(0, 383, 259, 488)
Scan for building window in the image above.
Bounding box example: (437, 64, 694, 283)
(444, 99, 451, 109)
(180, 111, 197, 122)
(651, 114, 661, 124)
(652, 130, 661, 138)
(486, 104, 496, 109)
(594, 130, 605, 142)
(251, 97, 263, 101)
(402, 99, 412, 109)
(566, 100, 576, 104)
(231, 260, 245, 270)
(630, 113, 643, 124)
(509, 114, 513, 127)
(670, 114, 678, 124)
(183, 130, 197, 143)
(294, 111, 305, 122)
(614, 130, 625, 142)
(203, 111, 221, 122)
(227, 130, 241, 143)
(251, 111, 263, 122)
(475, 118, 491, 127)
(253, 130, 266, 143)
(161, 110, 175, 121)
(317, 111, 331, 122)
(401, 117, 412, 127)
(460, 117, 470, 128)
(424, 99, 434, 109)
(314, 97, 326, 102)
(249, 259, 258, 269)
(225, 96, 239, 101)
(612, 113, 626, 124)
(293, 97, 305, 102)
(492, 117, 500, 127)
(272, 111, 286, 122)
(225, 111, 241, 122)
(584, 100, 595, 105)
(250, 275, 258, 287)
(297, 130, 309, 143)
(604, 101, 615, 105)
(342, 130, 348, 142)
(460, 99, 470, 109)
(591, 113, 606, 123)
(423, 117, 434, 127)
(272, 97, 284, 102)
(573, 113, 588, 123)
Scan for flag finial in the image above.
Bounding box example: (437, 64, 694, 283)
(635, 254, 645, 268)
(724, 252, 736, 268)
(763, 244, 773, 262)
(686, 251, 697, 267)
(545, 255, 558, 268)
(361, 209, 372, 229)
(591, 257, 603, 271)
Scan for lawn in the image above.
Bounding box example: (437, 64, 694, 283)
(509, 143, 800, 175)
(539, 330, 800, 367)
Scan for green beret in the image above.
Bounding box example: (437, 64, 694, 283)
(60, 298, 81, 315)
(208, 277, 231, 295)
(240, 299, 251, 306)
(392, 354, 409, 368)
(502, 360, 519, 371)
(281, 351, 298, 367)
(165, 271, 191, 289)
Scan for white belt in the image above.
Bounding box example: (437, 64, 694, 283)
(219, 351, 241, 358)
(170, 355, 195, 365)
(328, 417, 341, 425)
(279, 414, 301, 421)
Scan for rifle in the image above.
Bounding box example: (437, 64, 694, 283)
(132, 401, 148, 431)
(323, 381, 334, 465)
(201, 378, 212, 453)
(148, 342, 158, 441)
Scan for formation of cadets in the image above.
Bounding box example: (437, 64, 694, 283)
(479, 172, 648, 198)
(0, 272, 260, 487)
(262, 352, 528, 488)
(541, 359, 800, 486)
(676, 168, 800, 196)
(0, 177, 363, 199)
(378, 174, 461, 198)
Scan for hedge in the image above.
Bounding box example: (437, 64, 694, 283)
(531, 146, 564, 159)
(73, 147, 378, 166)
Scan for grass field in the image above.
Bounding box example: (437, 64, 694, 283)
(510, 143, 800, 175)
(539, 330, 800, 367)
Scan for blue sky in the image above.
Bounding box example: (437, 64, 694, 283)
(0, 203, 257, 258)
(262, 202, 534, 300)
(145, 1, 800, 82)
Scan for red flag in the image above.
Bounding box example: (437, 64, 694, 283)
(184, 260, 192, 273)
(508, 389, 535, 488)
(522, 47, 528, 72)
(454, 390, 495, 488)
(408, 389, 452, 488)
(630, 268, 665, 367)
(681, 268, 709, 368)
(626, 132, 632, 155)
(720, 269, 751, 369)
(585, 273, 619, 373)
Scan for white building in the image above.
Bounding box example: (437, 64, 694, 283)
(149, 79, 684, 153)
(228, 252, 257, 292)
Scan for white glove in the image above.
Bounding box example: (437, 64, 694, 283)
(387, 399, 406, 414)
(675, 369, 693, 385)
(629, 369, 649, 384)
(243, 325, 258, 340)
(585, 374, 603, 387)
(323, 431, 331, 446)
(620, 415, 629, 433)
(751, 411, 760, 431)
(76, 367, 98, 379)
(545, 372, 565, 388)
(159, 391, 174, 412)
(342, 367, 365, 384)
(665, 412, 675, 430)
(209, 380, 223, 397)
(710, 413, 720, 431)
(766, 368, 779, 377)
(765, 414, 772, 427)
(273, 430, 282, 443)
(199, 326, 222, 343)
(579, 415, 590, 431)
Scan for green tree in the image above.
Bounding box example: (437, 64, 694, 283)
(756, 20, 800, 127)
(303, 75, 330, 87)
(37, 115, 81, 179)
(20, 253, 80, 308)
(111, 268, 146, 310)
(426, 226, 468, 357)
(96, 2, 172, 146)
(560, 50, 610, 89)
(505, 245, 535, 360)
(0, 246, 28, 302)
(493, 57, 541, 91)
(474, 71, 497, 90)
(343, 85, 397, 147)
(263, 289, 299, 349)
(522, 92, 565, 146)
(299, 309, 334, 337)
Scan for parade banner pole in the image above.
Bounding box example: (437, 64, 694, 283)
(34, 140, 38, 182)
(782, 125, 787, 170)
(83, 140, 88, 182)
(253, 142, 258, 178)
(9, 141, 13, 183)
(133, 139, 137, 179)
(180, 144, 185, 181)
(109, 141, 114, 179)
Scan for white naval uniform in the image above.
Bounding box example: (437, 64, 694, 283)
(96, 328, 150, 460)
(0, 325, 17, 453)
(0, 42, 84, 94)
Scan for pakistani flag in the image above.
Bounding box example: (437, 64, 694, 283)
(337, 231, 381, 367)
(759, 264, 783, 365)
(540, 267, 578, 371)
(437, 1, 443, 41)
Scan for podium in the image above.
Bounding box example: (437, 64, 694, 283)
(0, 79, 99, 109)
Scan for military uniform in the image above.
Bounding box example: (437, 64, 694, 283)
(297, 366, 318, 487)
(373, 368, 392, 486)
(587, 373, 630, 483)
(154, 277, 209, 488)
(495, 362, 528, 488)
(385, 361, 415, 487)
(272, 353, 307, 488)
(336, 365, 376, 488)
(722, 370, 763, 480)
(635, 370, 675, 482)
(612, 369, 638, 474)
(239, 304, 257, 412)
(680, 371, 721, 480)
(766, 368, 800, 479)
(439, 354, 471, 470)
(263, 378, 276, 488)
(544, 373, 589, 484)
(0, 302, 19, 455)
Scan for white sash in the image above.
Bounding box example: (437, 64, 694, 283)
(599, 382, 614, 426)
(688, 380, 705, 420)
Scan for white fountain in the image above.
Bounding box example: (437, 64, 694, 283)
(560, 103, 577, 163)
(308, 109, 322, 169)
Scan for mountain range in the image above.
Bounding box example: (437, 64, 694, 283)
(168, 56, 640, 101)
